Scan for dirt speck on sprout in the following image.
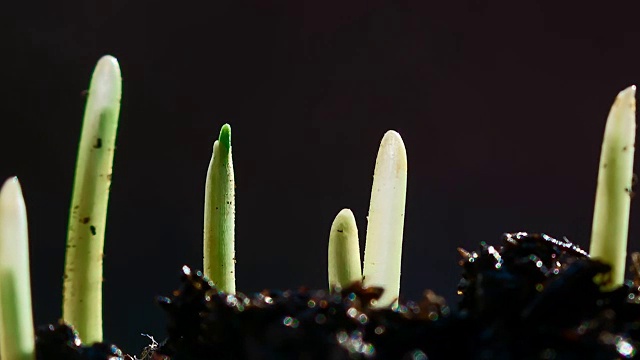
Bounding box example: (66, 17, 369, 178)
(625, 187, 635, 199)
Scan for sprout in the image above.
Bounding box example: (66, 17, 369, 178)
(328, 208, 362, 291)
(203, 124, 236, 294)
(589, 85, 636, 290)
(362, 130, 408, 307)
(0, 178, 35, 360)
(62, 55, 122, 342)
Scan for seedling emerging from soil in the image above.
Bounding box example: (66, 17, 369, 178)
(590, 85, 637, 291)
(363, 130, 408, 308)
(0, 50, 636, 358)
(328, 208, 362, 291)
(62, 55, 122, 343)
(0, 178, 35, 360)
(203, 123, 236, 294)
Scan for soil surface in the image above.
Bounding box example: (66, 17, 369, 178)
(36, 233, 640, 359)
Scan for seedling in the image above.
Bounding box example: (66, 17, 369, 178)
(62, 55, 122, 342)
(0, 178, 35, 360)
(203, 123, 236, 294)
(362, 130, 408, 308)
(328, 208, 362, 291)
(589, 85, 637, 290)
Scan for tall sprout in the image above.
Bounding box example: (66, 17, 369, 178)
(589, 85, 636, 290)
(204, 124, 236, 294)
(63, 55, 122, 342)
(328, 208, 362, 291)
(0, 178, 35, 360)
(363, 130, 408, 307)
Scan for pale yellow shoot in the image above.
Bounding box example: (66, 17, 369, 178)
(590, 85, 636, 290)
(328, 208, 362, 291)
(0, 178, 35, 360)
(63, 55, 122, 342)
(363, 130, 408, 308)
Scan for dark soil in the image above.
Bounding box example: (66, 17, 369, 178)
(36, 233, 640, 359)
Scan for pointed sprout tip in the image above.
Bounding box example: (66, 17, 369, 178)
(219, 124, 231, 150)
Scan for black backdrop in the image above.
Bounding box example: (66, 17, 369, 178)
(1, 0, 640, 353)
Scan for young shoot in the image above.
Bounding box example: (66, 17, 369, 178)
(328, 208, 362, 292)
(590, 85, 636, 291)
(0, 178, 35, 360)
(363, 130, 408, 308)
(63, 55, 122, 342)
(204, 123, 236, 294)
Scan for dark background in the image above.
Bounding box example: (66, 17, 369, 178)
(1, 0, 640, 354)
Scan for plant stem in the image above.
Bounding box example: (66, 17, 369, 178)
(0, 178, 35, 360)
(204, 124, 236, 294)
(362, 130, 408, 308)
(63, 55, 122, 342)
(328, 208, 362, 291)
(589, 85, 636, 291)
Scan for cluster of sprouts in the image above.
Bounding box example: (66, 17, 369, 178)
(0, 56, 636, 360)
